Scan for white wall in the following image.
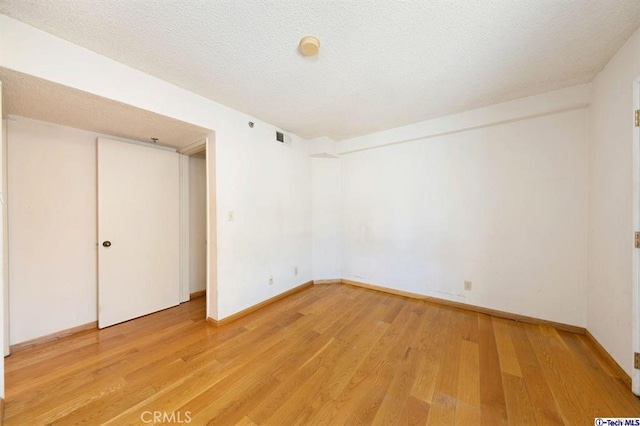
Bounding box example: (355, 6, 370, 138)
(215, 124, 312, 319)
(311, 158, 342, 280)
(341, 109, 589, 327)
(7, 116, 98, 344)
(587, 27, 640, 377)
(189, 157, 207, 294)
(7, 15, 638, 376)
(0, 15, 313, 321)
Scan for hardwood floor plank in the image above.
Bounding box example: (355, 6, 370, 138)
(457, 308, 479, 344)
(103, 360, 227, 424)
(520, 363, 564, 425)
(247, 337, 345, 423)
(373, 344, 421, 424)
(399, 395, 431, 425)
(345, 384, 389, 425)
(4, 283, 640, 425)
(478, 313, 508, 425)
(265, 365, 336, 425)
(330, 304, 416, 424)
(559, 330, 640, 416)
(506, 318, 541, 368)
(454, 404, 481, 426)
(429, 309, 465, 425)
(493, 318, 523, 377)
(575, 333, 619, 378)
(187, 332, 333, 424)
(456, 340, 480, 409)
(411, 305, 451, 404)
(235, 416, 258, 426)
(239, 289, 319, 330)
(16, 376, 128, 424)
(300, 394, 339, 425)
(426, 400, 456, 426)
(525, 324, 609, 423)
(49, 383, 157, 425)
(298, 283, 358, 317)
(502, 372, 536, 424)
(326, 322, 389, 398)
(312, 290, 376, 336)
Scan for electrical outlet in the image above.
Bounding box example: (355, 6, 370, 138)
(464, 281, 472, 291)
(294, 267, 298, 276)
(269, 276, 274, 286)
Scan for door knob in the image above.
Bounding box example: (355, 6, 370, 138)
(102, 241, 112, 247)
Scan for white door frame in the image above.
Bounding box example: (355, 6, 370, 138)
(178, 138, 209, 304)
(632, 75, 640, 395)
(178, 139, 206, 156)
(179, 154, 190, 303)
(205, 136, 216, 320)
(1, 83, 7, 360)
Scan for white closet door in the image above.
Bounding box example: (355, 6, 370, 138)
(97, 138, 180, 328)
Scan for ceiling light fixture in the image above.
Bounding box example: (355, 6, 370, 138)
(299, 36, 320, 56)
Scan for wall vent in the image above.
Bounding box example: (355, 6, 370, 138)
(275, 131, 293, 147)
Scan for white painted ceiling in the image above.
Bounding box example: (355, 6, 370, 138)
(0, 67, 211, 149)
(1, 1, 639, 141)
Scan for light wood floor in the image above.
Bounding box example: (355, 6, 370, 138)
(4, 283, 640, 425)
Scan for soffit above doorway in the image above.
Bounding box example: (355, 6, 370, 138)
(0, 67, 212, 149)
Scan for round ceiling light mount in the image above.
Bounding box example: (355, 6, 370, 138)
(299, 36, 320, 56)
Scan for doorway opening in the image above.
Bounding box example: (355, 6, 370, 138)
(178, 135, 215, 321)
(187, 145, 207, 302)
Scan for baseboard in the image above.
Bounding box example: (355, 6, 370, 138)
(585, 329, 632, 389)
(207, 281, 313, 327)
(313, 279, 342, 285)
(190, 290, 206, 300)
(341, 279, 586, 335)
(10, 321, 98, 354)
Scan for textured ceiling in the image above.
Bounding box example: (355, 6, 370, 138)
(1, 1, 639, 141)
(0, 68, 211, 149)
